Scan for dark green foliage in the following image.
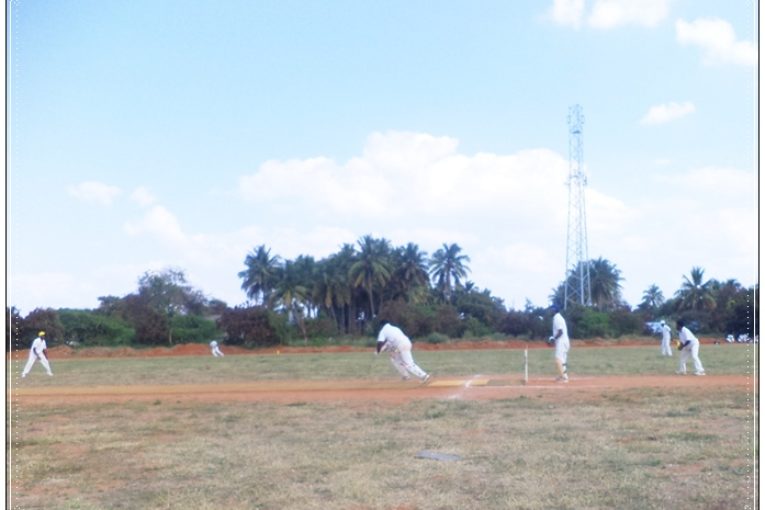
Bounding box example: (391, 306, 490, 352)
(607, 307, 644, 337)
(170, 315, 218, 344)
(303, 316, 338, 339)
(59, 309, 134, 346)
(424, 332, 449, 344)
(217, 306, 288, 347)
(568, 307, 611, 338)
(18, 308, 64, 347)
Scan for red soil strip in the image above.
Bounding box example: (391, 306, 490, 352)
(12, 374, 753, 406)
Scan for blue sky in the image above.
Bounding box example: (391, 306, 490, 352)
(8, 0, 758, 314)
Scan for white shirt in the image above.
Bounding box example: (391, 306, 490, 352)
(377, 323, 410, 352)
(679, 327, 699, 345)
(552, 313, 569, 344)
(31, 337, 48, 356)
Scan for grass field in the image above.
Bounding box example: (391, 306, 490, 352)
(8, 344, 758, 509)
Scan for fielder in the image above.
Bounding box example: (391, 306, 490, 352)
(548, 305, 569, 383)
(375, 322, 431, 383)
(209, 340, 224, 357)
(675, 320, 705, 376)
(659, 320, 673, 357)
(21, 331, 54, 378)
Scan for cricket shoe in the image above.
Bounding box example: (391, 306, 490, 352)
(421, 374, 432, 384)
(694, 371, 706, 376)
(555, 375, 569, 383)
(675, 371, 687, 375)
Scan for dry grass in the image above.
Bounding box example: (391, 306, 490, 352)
(8, 346, 757, 509)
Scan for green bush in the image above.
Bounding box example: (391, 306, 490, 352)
(170, 315, 219, 344)
(59, 309, 134, 346)
(424, 332, 449, 344)
(217, 307, 289, 347)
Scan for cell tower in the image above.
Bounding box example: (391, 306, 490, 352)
(564, 104, 591, 309)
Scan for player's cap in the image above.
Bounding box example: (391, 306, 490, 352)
(38, 331, 45, 336)
(660, 320, 665, 325)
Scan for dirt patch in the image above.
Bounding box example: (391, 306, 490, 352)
(12, 374, 751, 406)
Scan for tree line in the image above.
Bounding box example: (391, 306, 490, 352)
(7, 236, 758, 349)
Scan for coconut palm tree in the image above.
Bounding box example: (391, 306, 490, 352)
(675, 266, 716, 311)
(238, 245, 281, 306)
(272, 260, 310, 342)
(429, 243, 471, 303)
(639, 284, 665, 311)
(588, 257, 624, 310)
(348, 235, 392, 319)
(390, 243, 430, 303)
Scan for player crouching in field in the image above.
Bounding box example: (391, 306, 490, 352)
(675, 320, 705, 376)
(375, 321, 431, 384)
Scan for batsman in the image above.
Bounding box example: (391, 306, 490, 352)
(375, 321, 431, 384)
(548, 305, 570, 383)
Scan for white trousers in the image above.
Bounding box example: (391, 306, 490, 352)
(388, 345, 428, 380)
(555, 339, 570, 365)
(211, 347, 224, 357)
(678, 342, 704, 374)
(22, 351, 52, 377)
(660, 337, 673, 356)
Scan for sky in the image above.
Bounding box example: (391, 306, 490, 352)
(7, 0, 759, 315)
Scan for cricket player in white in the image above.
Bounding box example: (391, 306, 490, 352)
(676, 320, 705, 376)
(549, 306, 569, 382)
(209, 340, 224, 357)
(376, 322, 430, 383)
(22, 331, 54, 378)
(659, 321, 673, 357)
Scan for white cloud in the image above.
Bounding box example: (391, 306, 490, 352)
(67, 181, 121, 205)
(587, 0, 670, 29)
(239, 131, 569, 222)
(124, 205, 187, 244)
(130, 187, 157, 207)
(640, 101, 696, 125)
(548, 0, 586, 28)
(547, 0, 670, 29)
(676, 18, 756, 66)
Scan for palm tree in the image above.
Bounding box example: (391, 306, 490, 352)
(588, 257, 624, 310)
(348, 235, 392, 319)
(390, 243, 430, 303)
(429, 243, 471, 303)
(272, 260, 310, 342)
(238, 245, 281, 306)
(675, 266, 716, 311)
(639, 284, 665, 311)
(314, 255, 353, 332)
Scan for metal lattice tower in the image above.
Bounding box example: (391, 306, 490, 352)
(564, 104, 591, 309)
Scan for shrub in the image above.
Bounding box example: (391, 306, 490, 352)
(59, 309, 134, 346)
(217, 306, 289, 347)
(424, 332, 449, 344)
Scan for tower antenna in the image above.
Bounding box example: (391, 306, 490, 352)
(564, 104, 591, 309)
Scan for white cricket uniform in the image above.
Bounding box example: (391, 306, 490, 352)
(21, 336, 53, 377)
(552, 312, 570, 364)
(660, 324, 673, 356)
(210, 340, 224, 357)
(377, 324, 428, 381)
(677, 327, 705, 375)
